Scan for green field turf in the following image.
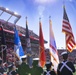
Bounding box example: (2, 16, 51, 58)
(73, 72, 76, 75)
(73, 64, 76, 75)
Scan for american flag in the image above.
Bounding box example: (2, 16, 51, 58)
(62, 6, 76, 52)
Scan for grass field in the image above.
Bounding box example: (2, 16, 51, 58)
(73, 71, 76, 75)
(73, 73, 76, 75)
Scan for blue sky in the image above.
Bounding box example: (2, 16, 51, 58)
(0, 0, 76, 49)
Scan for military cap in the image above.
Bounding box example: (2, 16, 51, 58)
(61, 51, 68, 56)
(33, 58, 39, 60)
(46, 62, 52, 65)
(20, 55, 27, 59)
(45, 62, 52, 68)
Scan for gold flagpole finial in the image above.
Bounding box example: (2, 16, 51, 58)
(25, 16, 28, 25)
(49, 16, 51, 20)
(62, 0, 65, 8)
(39, 17, 41, 21)
(49, 16, 52, 26)
(26, 16, 27, 20)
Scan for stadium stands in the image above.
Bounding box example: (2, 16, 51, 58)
(45, 49, 76, 64)
(0, 19, 47, 63)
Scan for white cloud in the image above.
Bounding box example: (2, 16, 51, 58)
(66, 0, 73, 2)
(38, 5, 45, 17)
(69, 0, 73, 2)
(35, 0, 56, 4)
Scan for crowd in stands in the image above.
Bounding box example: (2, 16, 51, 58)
(5, 47, 76, 65)
(45, 49, 76, 64)
(58, 49, 76, 64)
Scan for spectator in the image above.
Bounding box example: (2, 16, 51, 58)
(8, 64, 19, 75)
(0, 58, 6, 75)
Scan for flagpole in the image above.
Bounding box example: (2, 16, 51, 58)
(13, 27, 20, 65)
(0, 25, 7, 63)
(39, 17, 46, 67)
(63, 6, 68, 53)
(39, 17, 41, 58)
(49, 16, 54, 67)
(26, 16, 27, 25)
(1, 45, 3, 64)
(49, 16, 51, 61)
(14, 23, 16, 65)
(65, 35, 67, 51)
(39, 17, 41, 65)
(1, 45, 7, 63)
(62, 3, 75, 53)
(14, 20, 17, 65)
(62, 1, 67, 51)
(13, 18, 20, 65)
(26, 16, 27, 20)
(49, 16, 59, 72)
(25, 16, 33, 68)
(63, 1, 67, 52)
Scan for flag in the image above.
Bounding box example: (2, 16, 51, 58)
(62, 6, 76, 52)
(0, 23, 7, 62)
(39, 20, 46, 68)
(25, 18, 33, 67)
(14, 27, 24, 60)
(49, 19, 59, 71)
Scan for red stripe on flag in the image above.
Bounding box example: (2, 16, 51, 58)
(67, 46, 72, 52)
(66, 35, 71, 44)
(63, 20, 72, 29)
(50, 44, 57, 54)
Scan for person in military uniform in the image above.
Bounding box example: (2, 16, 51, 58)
(17, 55, 30, 75)
(29, 58, 43, 75)
(57, 51, 75, 75)
(0, 59, 6, 75)
(43, 62, 56, 75)
(8, 64, 19, 75)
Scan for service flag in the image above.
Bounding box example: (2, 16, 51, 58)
(49, 19, 59, 71)
(62, 6, 76, 52)
(14, 27, 24, 60)
(0, 23, 7, 62)
(25, 18, 33, 68)
(39, 20, 46, 68)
